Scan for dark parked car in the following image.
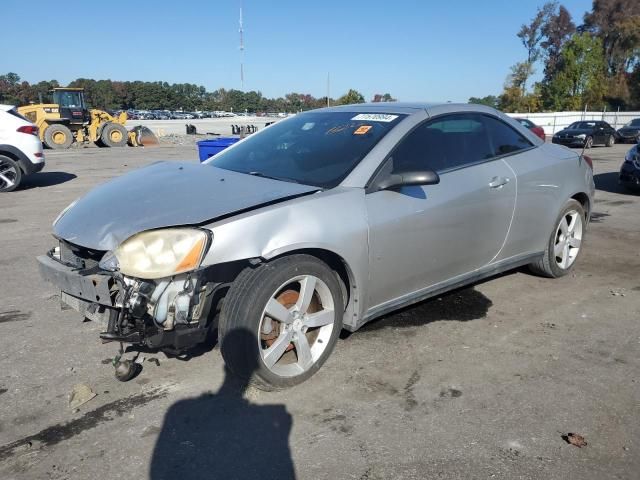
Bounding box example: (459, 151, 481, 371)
(617, 118, 640, 144)
(552, 121, 617, 148)
(515, 118, 546, 141)
(620, 144, 640, 191)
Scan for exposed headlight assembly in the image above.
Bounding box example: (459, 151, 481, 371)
(108, 228, 210, 279)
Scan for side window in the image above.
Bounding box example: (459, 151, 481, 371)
(391, 113, 493, 174)
(482, 115, 533, 156)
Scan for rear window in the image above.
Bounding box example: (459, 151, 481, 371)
(428, 118, 484, 133)
(516, 118, 534, 128)
(7, 108, 29, 122)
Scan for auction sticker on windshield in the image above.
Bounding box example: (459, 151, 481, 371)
(351, 114, 399, 122)
(353, 125, 372, 135)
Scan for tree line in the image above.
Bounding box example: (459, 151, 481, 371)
(470, 0, 640, 112)
(0, 73, 394, 113)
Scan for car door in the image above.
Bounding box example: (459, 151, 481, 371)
(603, 122, 615, 141)
(594, 122, 607, 144)
(365, 113, 517, 310)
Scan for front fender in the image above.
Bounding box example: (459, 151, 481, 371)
(201, 187, 370, 328)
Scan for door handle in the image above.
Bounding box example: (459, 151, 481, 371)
(489, 176, 509, 188)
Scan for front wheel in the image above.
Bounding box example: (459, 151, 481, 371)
(219, 254, 344, 390)
(529, 199, 585, 278)
(584, 136, 594, 149)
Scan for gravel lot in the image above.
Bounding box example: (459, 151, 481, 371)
(0, 143, 638, 480)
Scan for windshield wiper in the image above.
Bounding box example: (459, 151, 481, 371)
(247, 171, 301, 184)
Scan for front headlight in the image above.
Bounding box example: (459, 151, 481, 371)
(112, 228, 210, 279)
(576, 134, 586, 139)
(625, 146, 640, 167)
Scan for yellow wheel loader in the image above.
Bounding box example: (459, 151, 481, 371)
(18, 88, 157, 149)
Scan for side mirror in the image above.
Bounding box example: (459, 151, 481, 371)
(379, 170, 440, 190)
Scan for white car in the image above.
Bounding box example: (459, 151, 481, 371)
(0, 104, 45, 191)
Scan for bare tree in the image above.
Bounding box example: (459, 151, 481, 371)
(516, 2, 557, 94)
(541, 5, 576, 80)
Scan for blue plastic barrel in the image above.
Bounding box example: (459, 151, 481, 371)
(197, 137, 240, 162)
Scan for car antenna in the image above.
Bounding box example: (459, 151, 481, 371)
(578, 138, 588, 166)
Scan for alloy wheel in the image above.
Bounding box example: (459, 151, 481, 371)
(554, 210, 583, 269)
(585, 136, 593, 149)
(0, 158, 18, 190)
(258, 274, 335, 377)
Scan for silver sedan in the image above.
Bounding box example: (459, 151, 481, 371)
(38, 103, 595, 389)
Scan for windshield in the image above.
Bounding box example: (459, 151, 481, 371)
(210, 111, 405, 188)
(54, 91, 84, 109)
(627, 119, 640, 127)
(568, 121, 596, 129)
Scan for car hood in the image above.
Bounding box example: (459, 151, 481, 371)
(619, 127, 640, 132)
(53, 161, 319, 251)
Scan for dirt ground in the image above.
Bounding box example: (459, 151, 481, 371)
(0, 142, 638, 480)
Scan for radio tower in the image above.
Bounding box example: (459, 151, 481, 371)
(239, 4, 245, 90)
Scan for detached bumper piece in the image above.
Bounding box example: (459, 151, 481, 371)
(37, 250, 214, 352)
(38, 254, 115, 306)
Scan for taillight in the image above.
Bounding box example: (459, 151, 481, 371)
(17, 125, 39, 136)
(582, 155, 593, 169)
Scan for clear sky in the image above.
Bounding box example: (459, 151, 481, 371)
(1, 0, 593, 102)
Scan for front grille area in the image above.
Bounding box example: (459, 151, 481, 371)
(59, 240, 105, 269)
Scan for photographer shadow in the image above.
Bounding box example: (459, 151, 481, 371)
(150, 328, 295, 480)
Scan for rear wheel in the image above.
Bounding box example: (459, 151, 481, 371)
(0, 155, 22, 192)
(606, 134, 615, 147)
(219, 254, 344, 390)
(99, 123, 128, 147)
(529, 199, 585, 278)
(44, 124, 73, 149)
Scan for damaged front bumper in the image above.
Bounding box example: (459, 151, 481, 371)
(38, 253, 117, 324)
(37, 243, 215, 351)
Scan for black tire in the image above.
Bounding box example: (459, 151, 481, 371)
(0, 155, 22, 192)
(606, 135, 615, 147)
(584, 136, 593, 149)
(529, 199, 586, 278)
(219, 254, 344, 391)
(43, 124, 73, 149)
(99, 123, 128, 147)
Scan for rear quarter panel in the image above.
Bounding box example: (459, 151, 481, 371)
(498, 143, 593, 260)
(0, 110, 44, 166)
